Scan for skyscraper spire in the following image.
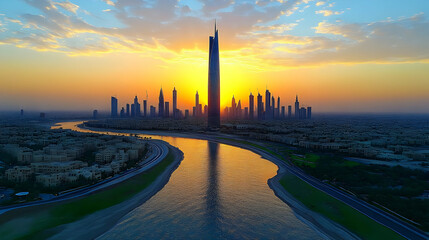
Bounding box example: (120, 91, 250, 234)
(208, 20, 220, 128)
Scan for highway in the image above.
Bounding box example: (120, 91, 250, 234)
(0, 140, 169, 215)
(221, 139, 429, 240)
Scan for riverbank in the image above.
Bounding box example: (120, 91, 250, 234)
(50, 145, 183, 240)
(77, 124, 361, 239)
(70, 122, 413, 239)
(0, 144, 184, 240)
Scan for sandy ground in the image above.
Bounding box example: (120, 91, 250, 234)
(48, 145, 184, 240)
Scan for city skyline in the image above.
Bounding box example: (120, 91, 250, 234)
(0, 0, 429, 113)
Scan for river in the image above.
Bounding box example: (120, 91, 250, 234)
(53, 121, 323, 239)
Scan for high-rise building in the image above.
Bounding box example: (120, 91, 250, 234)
(126, 104, 130, 117)
(93, 110, 98, 119)
(288, 105, 292, 118)
(265, 89, 271, 120)
(204, 105, 208, 116)
(281, 106, 285, 119)
(295, 95, 300, 119)
(231, 95, 236, 118)
(185, 109, 189, 119)
(165, 102, 170, 118)
(249, 93, 254, 120)
(277, 96, 280, 119)
(257, 93, 263, 120)
(143, 100, 147, 117)
(150, 106, 156, 117)
(20, 109, 24, 116)
(237, 100, 242, 118)
(173, 87, 177, 119)
(198, 104, 202, 118)
(208, 22, 221, 128)
(244, 107, 248, 119)
(195, 91, 200, 116)
(134, 96, 140, 117)
(111, 97, 118, 118)
(120, 107, 125, 117)
(300, 107, 307, 119)
(131, 103, 135, 117)
(158, 88, 164, 117)
(272, 96, 275, 119)
(307, 107, 312, 119)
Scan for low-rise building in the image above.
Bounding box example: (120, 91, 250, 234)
(5, 166, 33, 182)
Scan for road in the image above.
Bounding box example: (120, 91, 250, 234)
(215, 137, 428, 240)
(71, 124, 428, 240)
(0, 140, 169, 215)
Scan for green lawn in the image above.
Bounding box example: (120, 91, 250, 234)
(217, 137, 286, 161)
(0, 150, 176, 240)
(290, 153, 320, 168)
(280, 174, 405, 240)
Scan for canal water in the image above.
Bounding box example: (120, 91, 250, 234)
(54, 121, 322, 239)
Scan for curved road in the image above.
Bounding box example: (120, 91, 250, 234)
(211, 137, 428, 240)
(69, 124, 428, 240)
(0, 140, 169, 215)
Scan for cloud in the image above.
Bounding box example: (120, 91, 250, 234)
(0, 0, 428, 68)
(316, 1, 325, 6)
(313, 21, 365, 40)
(53, 0, 79, 14)
(103, 0, 115, 6)
(315, 10, 343, 16)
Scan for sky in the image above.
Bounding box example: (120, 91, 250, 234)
(0, 0, 428, 113)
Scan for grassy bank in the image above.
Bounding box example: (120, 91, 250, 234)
(280, 174, 404, 240)
(0, 149, 176, 240)
(217, 137, 286, 161)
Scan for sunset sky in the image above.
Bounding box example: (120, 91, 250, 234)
(0, 0, 428, 113)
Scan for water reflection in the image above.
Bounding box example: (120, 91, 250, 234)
(205, 142, 222, 234)
(54, 121, 322, 239)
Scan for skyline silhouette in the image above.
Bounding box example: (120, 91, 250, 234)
(0, 1, 428, 113)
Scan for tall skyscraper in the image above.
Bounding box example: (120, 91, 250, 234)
(288, 105, 292, 118)
(134, 96, 140, 117)
(272, 96, 275, 119)
(249, 93, 254, 120)
(265, 89, 271, 120)
(307, 107, 312, 119)
(165, 102, 170, 117)
(131, 103, 135, 117)
(126, 104, 130, 117)
(257, 93, 263, 120)
(195, 91, 199, 116)
(300, 107, 307, 119)
(295, 95, 300, 119)
(231, 95, 236, 118)
(281, 106, 285, 119)
(208, 22, 220, 128)
(158, 88, 164, 117)
(111, 96, 118, 118)
(277, 96, 280, 119)
(143, 100, 147, 117)
(173, 87, 177, 119)
(237, 100, 242, 118)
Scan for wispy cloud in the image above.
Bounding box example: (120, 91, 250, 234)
(0, 0, 428, 68)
